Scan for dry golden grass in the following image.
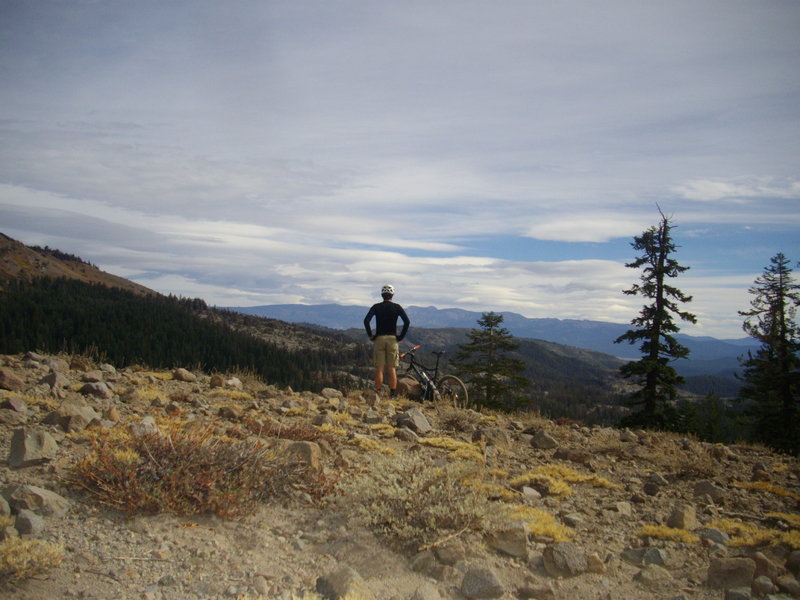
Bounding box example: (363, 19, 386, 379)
(502, 504, 573, 542)
(732, 481, 800, 502)
(418, 436, 484, 463)
(0, 538, 65, 581)
(636, 525, 700, 544)
(706, 518, 800, 549)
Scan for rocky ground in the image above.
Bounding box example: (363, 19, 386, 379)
(1, 352, 799, 600)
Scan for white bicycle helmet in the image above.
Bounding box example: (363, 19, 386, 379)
(381, 284, 395, 296)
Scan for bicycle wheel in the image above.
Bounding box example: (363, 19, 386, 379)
(436, 375, 469, 409)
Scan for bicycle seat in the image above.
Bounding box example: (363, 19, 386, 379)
(433, 350, 446, 356)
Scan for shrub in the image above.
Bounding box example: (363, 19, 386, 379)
(0, 538, 64, 581)
(71, 419, 329, 518)
(336, 454, 500, 549)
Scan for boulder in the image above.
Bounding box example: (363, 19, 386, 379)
(172, 368, 196, 382)
(4, 484, 70, 517)
(666, 504, 697, 530)
(461, 566, 504, 599)
(8, 428, 59, 468)
(396, 407, 432, 434)
(694, 480, 726, 503)
(44, 398, 101, 432)
(15, 509, 44, 536)
(707, 557, 755, 589)
(543, 542, 588, 577)
(0, 367, 24, 391)
(283, 441, 323, 473)
(531, 430, 558, 450)
(486, 520, 530, 558)
(397, 376, 423, 399)
(621, 547, 668, 567)
(1, 396, 27, 412)
(79, 381, 113, 400)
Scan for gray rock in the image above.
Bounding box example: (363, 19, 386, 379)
(694, 479, 726, 503)
(472, 428, 511, 448)
(666, 504, 697, 530)
(776, 575, 800, 596)
(395, 427, 419, 442)
(79, 381, 113, 399)
(40, 371, 70, 388)
(315, 566, 374, 600)
(396, 407, 432, 434)
(634, 564, 673, 590)
(0, 408, 27, 426)
(362, 410, 383, 424)
(5, 484, 70, 517)
(461, 566, 504, 599)
(697, 527, 730, 545)
(0, 367, 25, 391)
(81, 369, 105, 383)
(172, 368, 196, 382)
(724, 587, 752, 600)
(531, 430, 558, 449)
(0, 525, 18, 541)
(707, 557, 755, 589)
(753, 576, 777, 596)
(44, 398, 101, 432)
(516, 581, 555, 600)
(312, 414, 334, 426)
(433, 539, 466, 566)
(486, 520, 530, 558)
(320, 388, 343, 400)
(42, 357, 69, 372)
(752, 551, 785, 581)
(15, 509, 44, 536)
(284, 441, 323, 473)
(621, 547, 669, 567)
(8, 428, 59, 468)
(543, 542, 588, 577)
(0, 396, 27, 412)
(0, 495, 10, 517)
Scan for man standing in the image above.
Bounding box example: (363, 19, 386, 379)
(363, 284, 410, 397)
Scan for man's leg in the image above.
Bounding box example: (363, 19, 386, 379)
(374, 367, 384, 391)
(387, 366, 397, 392)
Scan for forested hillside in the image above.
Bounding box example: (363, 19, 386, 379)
(0, 277, 369, 392)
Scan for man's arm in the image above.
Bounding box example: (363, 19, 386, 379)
(363, 306, 376, 338)
(397, 306, 410, 341)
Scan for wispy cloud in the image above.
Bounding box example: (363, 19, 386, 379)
(1, 0, 798, 340)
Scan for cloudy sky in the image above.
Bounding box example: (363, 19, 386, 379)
(1, 1, 798, 340)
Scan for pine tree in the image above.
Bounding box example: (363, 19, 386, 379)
(738, 252, 800, 454)
(614, 209, 697, 429)
(453, 312, 528, 409)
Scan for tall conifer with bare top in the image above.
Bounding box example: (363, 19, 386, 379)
(615, 209, 697, 429)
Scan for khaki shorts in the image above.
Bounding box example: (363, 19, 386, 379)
(373, 335, 399, 368)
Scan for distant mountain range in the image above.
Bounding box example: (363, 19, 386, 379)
(228, 303, 761, 379)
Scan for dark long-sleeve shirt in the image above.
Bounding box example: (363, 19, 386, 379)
(364, 300, 410, 340)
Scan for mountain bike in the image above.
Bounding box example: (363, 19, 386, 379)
(399, 344, 469, 409)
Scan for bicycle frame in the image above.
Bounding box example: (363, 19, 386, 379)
(400, 344, 444, 399)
